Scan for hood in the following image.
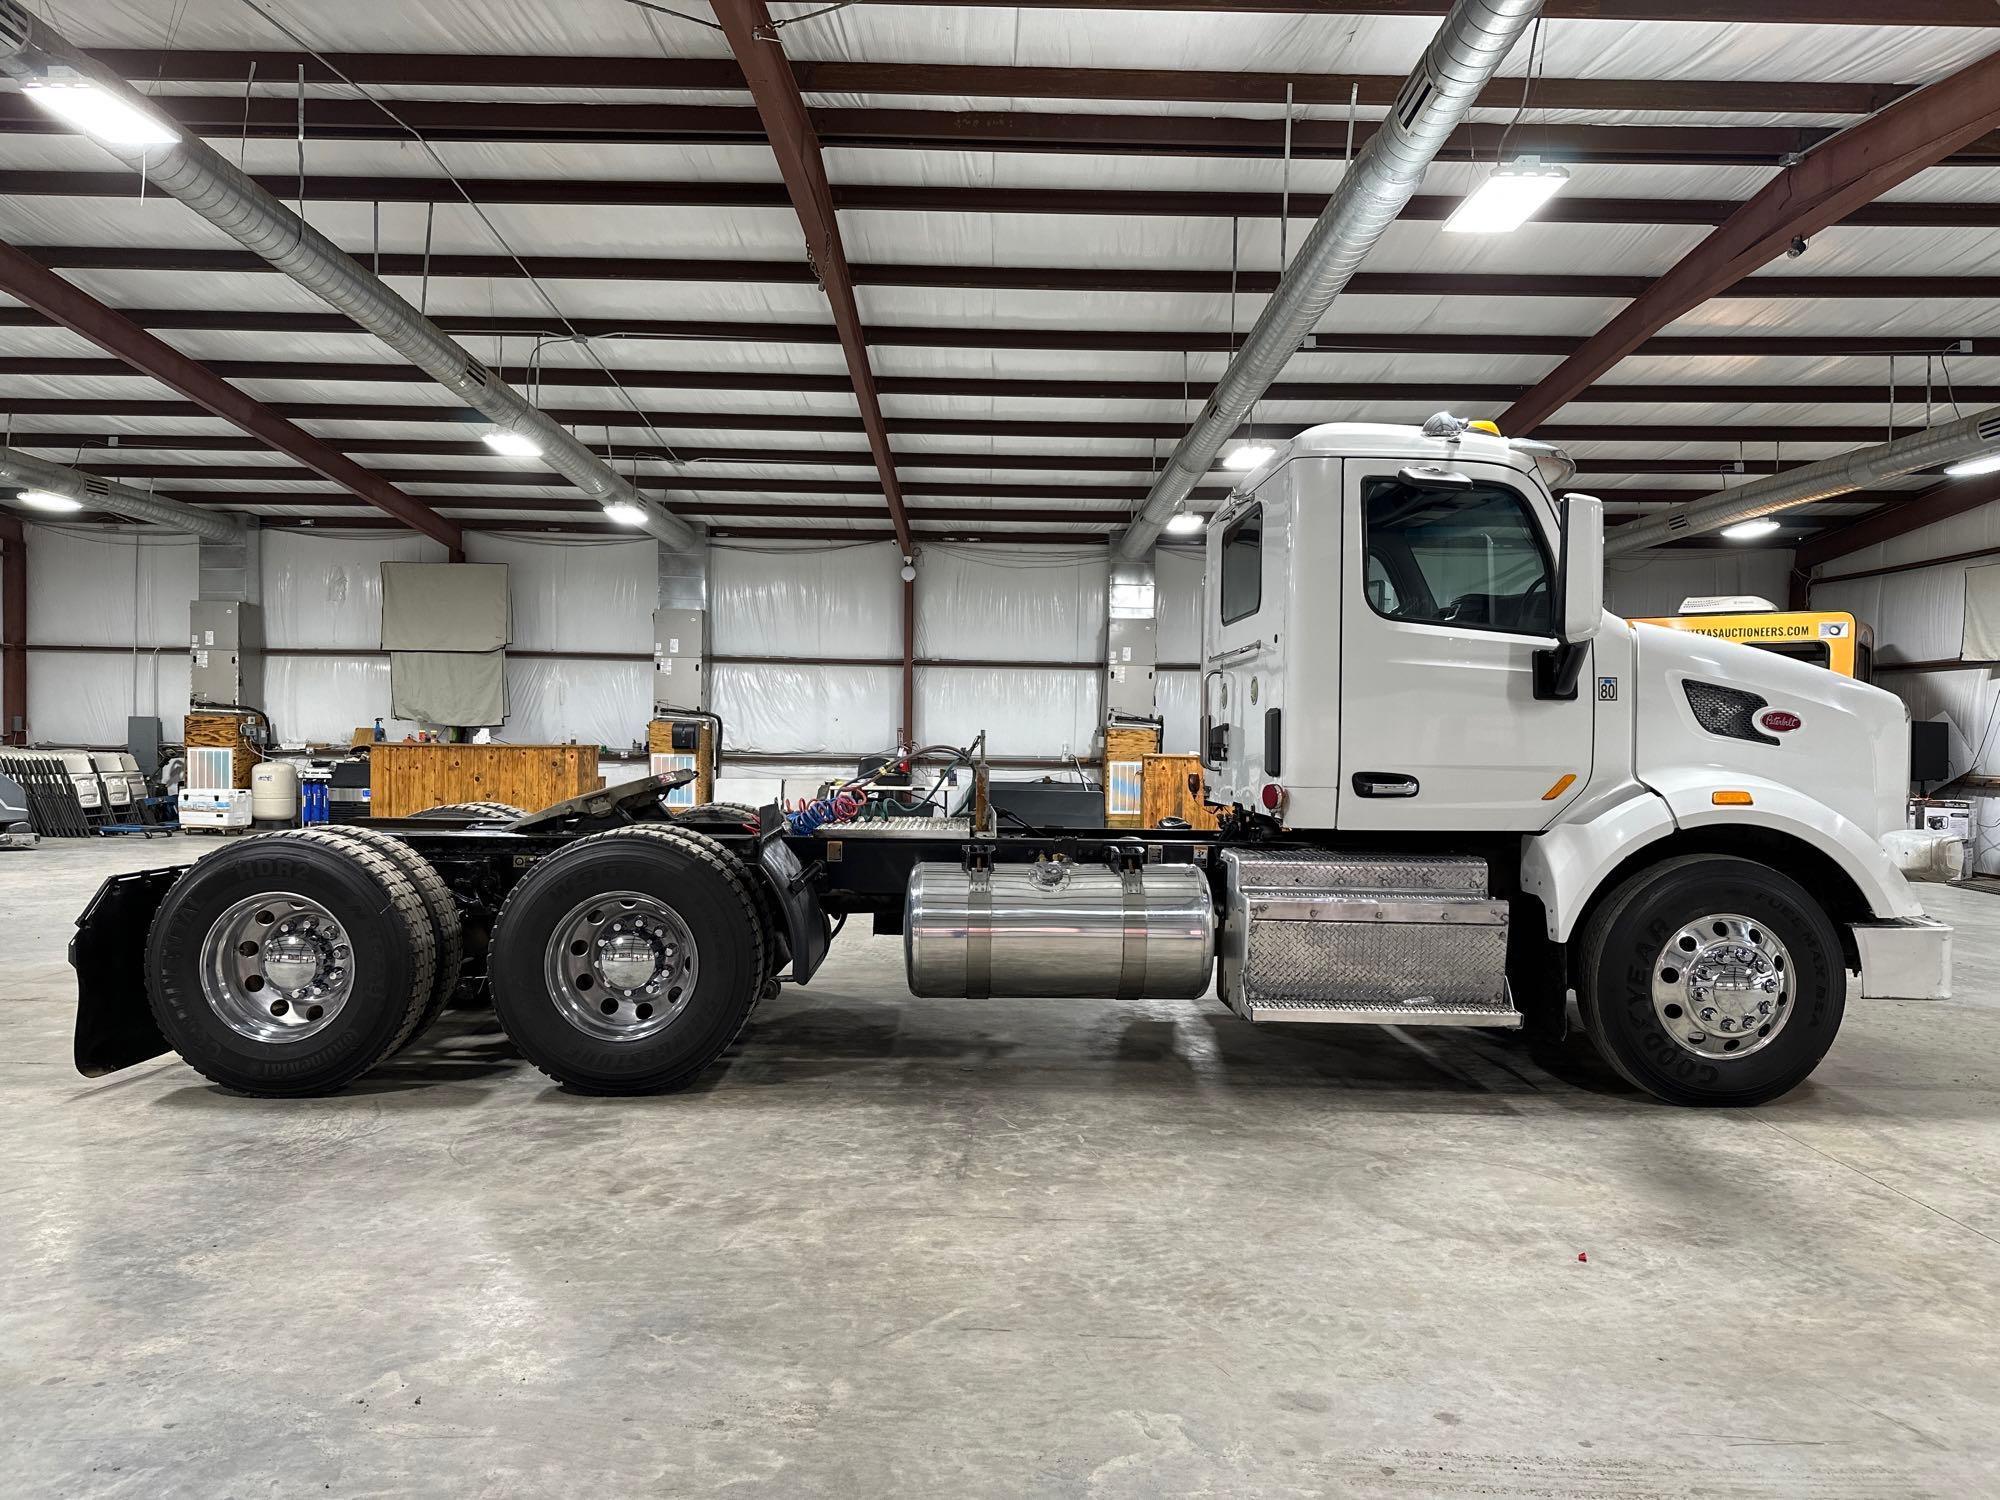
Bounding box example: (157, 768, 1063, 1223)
(1631, 622, 1908, 839)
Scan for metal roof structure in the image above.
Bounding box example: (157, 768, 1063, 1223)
(1, 0, 1998, 561)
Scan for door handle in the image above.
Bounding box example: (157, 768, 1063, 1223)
(1353, 772, 1419, 798)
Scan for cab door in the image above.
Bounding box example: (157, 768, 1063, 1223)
(1200, 479, 1292, 811)
(1335, 460, 1592, 832)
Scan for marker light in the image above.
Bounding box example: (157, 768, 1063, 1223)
(23, 73, 180, 148)
(1443, 157, 1570, 235)
(481, 430, 543, 459)
(1721, 517, 1781, 541)
(1945, 453, 2000, 479)
(13, 489, 83, 512)
(602, 502, 648, 526)
(1165, 510, 1205, 535)
(1224, 445, 1275, 471)
(1260, 783, 1285, 812)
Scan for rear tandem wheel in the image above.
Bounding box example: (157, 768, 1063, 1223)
(487, 825, 772, 1094)
(144, 829, 437, 1095)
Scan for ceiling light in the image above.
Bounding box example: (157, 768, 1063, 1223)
(13, 490, 83, 513)
(22, 73, 180, 149)
(1721, 517, 1781, 541)
(1165, 510, 1206, 535)
(1224, 445, 1274, 472)
(602, 502, 648, 527)
(1443, 157, 1570, 235)
(1945, 453, 2000, 479)
(481, 430, 543, 459)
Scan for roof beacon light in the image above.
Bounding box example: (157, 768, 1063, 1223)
(1721, 517, 1781, 541)
(1224, 445, 1275, 472)
(22, 69, 180, 148)
(1443, 157, 1570, 235)
(1945, 452, 2000, 479)
(1165, 509, 1206, 535)
(602, 502, 648, 527)
(13, 489, 84, 513)
(482, 430, 544, 459)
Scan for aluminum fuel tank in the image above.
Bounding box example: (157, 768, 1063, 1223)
(904, 858, 1216, 999)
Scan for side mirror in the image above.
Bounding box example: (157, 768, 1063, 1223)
(1533, 494, 1603, 702)
(1560, 493, 1604, 643)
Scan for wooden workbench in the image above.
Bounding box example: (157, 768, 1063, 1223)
(368, 743, 598, 819)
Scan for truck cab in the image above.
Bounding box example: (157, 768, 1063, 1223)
(1196, 417, 1951, 1103)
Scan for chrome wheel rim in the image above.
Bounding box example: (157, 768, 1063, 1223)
(198, 892, 356, 1043)
(542, 891, 698, 1042)
(1650, 912, 1794, 1061)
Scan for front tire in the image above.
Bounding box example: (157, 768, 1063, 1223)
(488, 826, 769, 1094)
(1578, 854, 1846, 1106)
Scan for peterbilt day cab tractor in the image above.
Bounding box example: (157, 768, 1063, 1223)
(69, 420, 1952, 1108)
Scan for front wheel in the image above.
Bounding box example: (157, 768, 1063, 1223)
(1577, 854, 1846, 1107)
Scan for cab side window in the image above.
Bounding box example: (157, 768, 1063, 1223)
(1219, 506, 1263, 624)
(1361, 478, 1555, 636)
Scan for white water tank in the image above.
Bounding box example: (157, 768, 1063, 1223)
(250, 760, 300, 823)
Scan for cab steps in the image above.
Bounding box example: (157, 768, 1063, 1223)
(1218, 850, 1520, 1028)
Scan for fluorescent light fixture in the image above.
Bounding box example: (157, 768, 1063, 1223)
(1945, 452, 2000, 479)
(1720, 517, 1781, 541)
(1165, 510, 1206, 535)
(1443, 157, 1570, 235)
(23, 73, 180, 149)
(13, 489, 83, 513)
(481, 430, 543, 459)
(602, 502, 648, 527)
(1224, 445, 1275, 471)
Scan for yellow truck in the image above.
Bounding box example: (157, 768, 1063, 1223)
(1633, 596, 1872, 680)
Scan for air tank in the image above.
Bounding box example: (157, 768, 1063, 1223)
(904, 857, 1216, 999)
(250, 760, 299, 824)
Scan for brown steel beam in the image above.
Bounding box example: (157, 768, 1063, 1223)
(718, 0, 913, 556)
(1795, 468, 2000, 577)
(26, 244, 2000, 302)
(11, 170, 2000, 229)
(9, 434, 1902, 481)
(0, 242, 463, 553)
(0, 306, 1988, 363)
(1502, 48, 2000, 435)
(1, 94, 1993, 166)
(80, 49, 1928, 117)
(0, 513, 23, 744)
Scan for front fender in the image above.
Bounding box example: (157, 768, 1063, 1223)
(1643, 766, 1922, 922)
(1520, 782, 1676, 941)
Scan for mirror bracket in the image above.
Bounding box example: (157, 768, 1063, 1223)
(1533, 641, 1588, 701)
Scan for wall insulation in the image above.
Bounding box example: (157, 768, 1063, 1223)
(1812, 501, 2000, 873)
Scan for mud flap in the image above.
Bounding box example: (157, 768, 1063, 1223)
(69, 866, 182, 1076)
(756, 835, 831, 985)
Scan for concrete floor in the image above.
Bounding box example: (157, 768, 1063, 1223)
(4, 835, 1999, 1498)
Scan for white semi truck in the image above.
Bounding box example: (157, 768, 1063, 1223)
(68, 419, 1951, 1108)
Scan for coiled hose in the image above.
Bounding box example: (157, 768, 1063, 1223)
(786, 786, 866, 835)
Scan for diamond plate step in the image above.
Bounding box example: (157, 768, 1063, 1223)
(1226, 849, 1489, 895)
(1219, 847, 1513, 1020)
(1247, 998, 1522, 1028)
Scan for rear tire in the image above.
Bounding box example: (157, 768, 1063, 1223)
(145, 829, 436, 1095)
(317, 823, 464, 1044)
(1578, 854, 1845, 1106)
(488, 826, 768, 1094)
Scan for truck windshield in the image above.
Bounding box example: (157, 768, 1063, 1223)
(1362, 477, 1555, 637)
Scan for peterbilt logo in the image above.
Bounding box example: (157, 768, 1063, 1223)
(1760, 710, 1802, 733)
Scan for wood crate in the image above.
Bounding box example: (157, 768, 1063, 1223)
(368, 743, 599, 820)
(646, 717, 716, 807)
(1102, 724, 1159, 829)
(1142, 753, 1220, 831)
(183, 712, 260, 790)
